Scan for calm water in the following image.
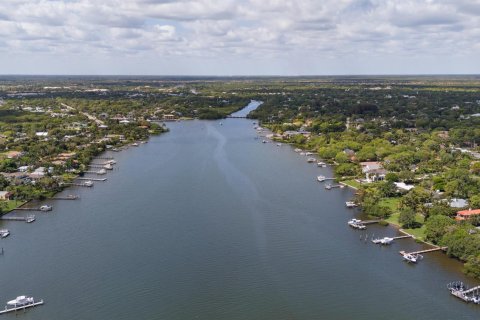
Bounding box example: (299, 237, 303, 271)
(0, 101, 478, 319)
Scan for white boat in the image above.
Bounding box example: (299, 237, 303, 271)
(381, 237, 394, 245)
(348, 219, 366, 230)
(84, 180, 94, 187)
(276, 143, 282, 146)
(294, 148, 302, 153)
(345, 201, 357, 208)
(305, 152, 315, 156)
(299, 152, 306, 156)
(97, 169, 107, 175)
(307, 157, 316, 163)
(0, 229, 9, 238)
(104, 163, 113, 170)
(39, 205, 52, 212)
(325, 184, 332, 190)
(317, 175, 326, 182)
(105, 160, 116, 165)
(7, 296, 34, 307)
(262, 140, 267, 143)
(317, 162, 327, 167)
(131, 142, 139, 147)
(402, 253, 423, 263)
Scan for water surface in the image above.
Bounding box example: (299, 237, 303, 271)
(0, 101, 478, 319)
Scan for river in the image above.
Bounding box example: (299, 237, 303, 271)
(0, 100, 478, 319)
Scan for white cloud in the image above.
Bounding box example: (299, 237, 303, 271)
(0, 0, 478, 74)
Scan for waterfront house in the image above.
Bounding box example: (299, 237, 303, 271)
(163, 114, 177, 121)
(456, 209, 480, 221)
(360, 161, 387, 182)
(0, 191, 12, 200)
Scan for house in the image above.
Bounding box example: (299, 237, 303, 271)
(163, 114, 177, 121)
(360, 162, 387, 182)
(449, 198, 469, 209)
(394, 182, 415, 191)
(0, 191, 12, 200)
(456, 209, 480, 221)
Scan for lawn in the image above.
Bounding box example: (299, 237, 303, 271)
(0, 200, 26, 213)
(384, 209, 426, 240)
(379, 197, 401, 212)
(341, 179, 362, 189)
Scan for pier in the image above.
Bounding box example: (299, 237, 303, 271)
(400, 246, 447, 256)
(95, 156, 113, 160)
(391, 235, 412, 240)
(0, 300, 44, 315)
(1, 215, 36, 223)
(77, 177, 107, 182)
(51, 195, 79, 200)
(227, 115, 247, 119)
(14, 206, 52, 212)
(360, 220, 381, 225)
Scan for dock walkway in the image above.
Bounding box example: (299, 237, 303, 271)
(400, 247, 447, 256)
(0, 300, 44, 314)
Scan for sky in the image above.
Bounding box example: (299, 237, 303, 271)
(0, 0, 479, 75)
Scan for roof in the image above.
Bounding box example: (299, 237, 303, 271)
(457, 209, 480, 216)
(0, 191, 11, 196)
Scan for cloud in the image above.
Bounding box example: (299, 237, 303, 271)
(0, 0, 478, 74)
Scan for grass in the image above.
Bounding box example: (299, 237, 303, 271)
(341, 179, 362, 189)
(0, 200, 27, 213)
(383, 204, 426, 240)
(379, 197, 401, 212)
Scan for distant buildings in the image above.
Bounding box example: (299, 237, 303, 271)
(456, 209, 480, 221)
(360, 161, 386, 182)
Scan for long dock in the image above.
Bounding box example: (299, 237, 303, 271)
(463, 285, 480, 295)
(13, 207, 49, 212)
(392, 235, 412, 240)
(77, 177, 107, 181)
(1, 215, 36, 223)
(400, 247, 447, 256)
(361, 220, 381, 225)
(51, 195, 79, 200)
(0, 300, 44, 314)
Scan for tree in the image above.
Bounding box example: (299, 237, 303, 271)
(399, 207, 416, 228)
(378, 181, 398, 197)
(465, 255, 480, 279)
(425, 215, 455, 244)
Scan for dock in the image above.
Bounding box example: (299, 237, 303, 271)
(1, 215, 36, 223)
(51, 195, 79, 200)
(13, 207, 51, 212)
(392, 235, 412, 240)
(360, 220, 381, 225)
(0, 300, 44, 314)
(77, 177, 107, 182)
(64, 183, 93, 187)
(95, 156, 113, 160)
(400, 246, 447, 256)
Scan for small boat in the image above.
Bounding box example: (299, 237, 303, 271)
(97, 169, 107, 175)
(131, 142, 139, 147)
(112, 148, 120, 152)
(104, 163, 113, 170)
(299, 152, 306, 156)
(317, 175, 326, 182)
(276, 143, 282, 146)
(345, 201, 357, 208)
(307, 157, 316, 163)
(262, 140, 267, 143)
(317, 162, 327, 167)
(372, 237, 393, 245)
(0, 229, 10, 238)
(348, 219, 366, 230)
(7, 296, 35, 307)
(325, 184, 332, 190)
(39, 205, 52, 212)
(305, 152, 314, 156)
(105, 160, 116, 165)
(294, 148, 302, 153)
(84, 180, 94, 187)
(402, 253, 423, 263)
(25, 216, 35, 223)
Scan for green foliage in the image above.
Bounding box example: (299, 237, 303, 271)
(399, 207, 417, 228)
(425, 215, 455, 244)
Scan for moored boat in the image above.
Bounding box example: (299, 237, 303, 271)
(307, 157, 316, 163)
(345, 201, 357, 208)
(39, 205, 52, 212)
(0, 229, 10, 238)
(317, 175, 326, 182)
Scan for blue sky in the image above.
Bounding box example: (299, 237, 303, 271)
(0, 0, 479, 75)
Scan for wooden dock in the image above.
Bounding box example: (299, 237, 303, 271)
(361, 220, 381, 225)
(1, 215, 36, 223)
(400, 246, 447, 256)
(0, 300, 44, 314)
(392, 235, 412, 240)
(51, 195, 79, 200)
(77, 177, 107, 182)
(14, 207, 50, 212)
